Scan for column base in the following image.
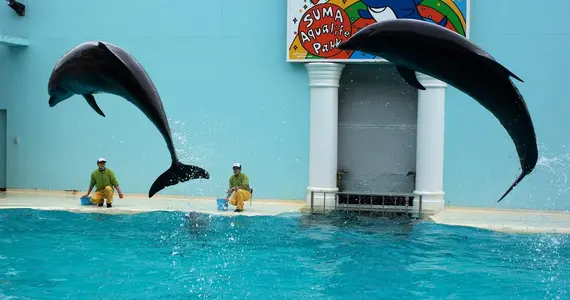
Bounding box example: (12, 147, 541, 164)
(306, 187, 338, 212)
(414, 190, 445, 215)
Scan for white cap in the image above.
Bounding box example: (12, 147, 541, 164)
(232, 162, 241, 168)
(97, 157, 107, 163)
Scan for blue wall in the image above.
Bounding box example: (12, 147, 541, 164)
(0, 0, 27, 39)
(444, 0, 570, 211)
(2, 0, 570, 210)
(0, 0, 310, 200)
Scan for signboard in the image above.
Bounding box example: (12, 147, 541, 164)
(287, 0, 471, 62)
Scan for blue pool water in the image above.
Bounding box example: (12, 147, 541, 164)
(0, 209, 568, 299)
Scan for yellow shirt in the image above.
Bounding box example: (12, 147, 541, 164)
(229, 173, 249, 191)
(89, 168, 119, 192)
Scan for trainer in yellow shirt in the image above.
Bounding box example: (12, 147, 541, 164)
(225, 163, 251, 212)
(82, 157, 123, 208)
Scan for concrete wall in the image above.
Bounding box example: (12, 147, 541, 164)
(0, 0, 309, 200)
(444, 0, 570, 211)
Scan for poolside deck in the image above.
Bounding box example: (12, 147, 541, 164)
(0, 190, 569, 234)
(429, 206, 570, 234)
(0, 190, 305, 217)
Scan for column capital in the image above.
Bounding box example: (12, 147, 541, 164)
(415, 72, 448, 89)
(305, 62, 345, 88)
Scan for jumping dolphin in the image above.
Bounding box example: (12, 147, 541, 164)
(358, 0, 448, 27)
(338, 19, 538, 202)
(47, 41, 210, 198)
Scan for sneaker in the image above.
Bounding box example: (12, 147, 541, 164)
(97, 202, 103, 207)
(107, 203, 112, 208)
(234, 209, 242, 212)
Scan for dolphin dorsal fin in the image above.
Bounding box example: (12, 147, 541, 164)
(96, 41, 117, 59)
(96, 41, 141, 81)
(96, 41, 133, 71)
(478, 54, 524, 83)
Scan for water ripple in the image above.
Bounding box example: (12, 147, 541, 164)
(0, 209, 567, 299)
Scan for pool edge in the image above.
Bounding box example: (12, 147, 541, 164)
(1, 189, 569, 234)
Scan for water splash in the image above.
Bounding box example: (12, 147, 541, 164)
(169, 119, 214, 168)
(536, 143, 570, 197)
(524, 233, 568, 300)
(166, 116, 225, 196)
(539, 236, 566, 299)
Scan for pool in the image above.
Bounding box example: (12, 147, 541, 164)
(0, 209, 568, 299)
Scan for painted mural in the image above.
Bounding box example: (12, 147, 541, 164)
(287, 0, 470, 62)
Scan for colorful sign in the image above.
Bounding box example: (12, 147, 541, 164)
(287, 0, 470, 62)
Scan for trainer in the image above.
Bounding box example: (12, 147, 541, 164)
(82, 157, 123, 208)
(226, 163, 251, 212)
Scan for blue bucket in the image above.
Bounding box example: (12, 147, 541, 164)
(80, 196, 93, 206)
(216, 198, 228, 211)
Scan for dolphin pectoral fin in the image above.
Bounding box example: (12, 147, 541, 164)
(396, 65, 426, 90)
(83, 94, 106, 117)
(478, 55, 524, 83)
(148, 161, 210, 198)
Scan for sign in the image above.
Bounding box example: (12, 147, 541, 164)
(287, 0, 471, 62)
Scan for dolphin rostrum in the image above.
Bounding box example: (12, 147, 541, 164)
(47, 41, 210, 198)
(338, 19, 537, 202)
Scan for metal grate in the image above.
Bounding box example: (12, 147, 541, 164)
(337, 64, 418, 195)
(309, 190, 424, 220)
(337, 126, 417, 193)
(337, 193, 413, 206)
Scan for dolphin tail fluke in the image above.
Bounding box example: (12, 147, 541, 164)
(497, 170, 529, 203)
(148, 161, 210, 198)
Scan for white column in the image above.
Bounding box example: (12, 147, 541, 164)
(305, 62, 345, 210)
(414, 73, 447, 214)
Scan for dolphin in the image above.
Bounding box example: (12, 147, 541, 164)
(358, 0, 448, 27)
(47, 41, 210, 198)
(338, 19, 538, 202)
